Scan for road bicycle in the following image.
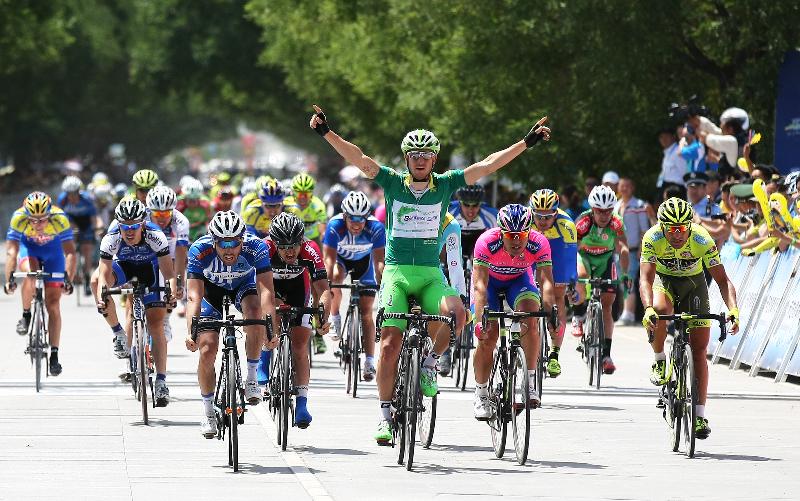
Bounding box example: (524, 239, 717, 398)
(577, 278, 617, 389)
(330, 277, 374, 398)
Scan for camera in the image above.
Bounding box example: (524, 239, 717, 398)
(668, 95, 709, 122)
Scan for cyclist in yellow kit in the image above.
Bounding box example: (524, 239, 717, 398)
(640, 197, 740, 440)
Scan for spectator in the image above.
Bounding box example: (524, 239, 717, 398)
(580, 174, 599, 212)
(662, 184, 684, 203)
(614, 177, 655, 326)
(703, 108, 749, 179)
(602, 171, 620, 192)
(657, 127, 686, 199)
(560, 184, 582, 221)
(706, 170, 722, 203)
(684, 171, 728, 245)
(678, 123, 706, 173)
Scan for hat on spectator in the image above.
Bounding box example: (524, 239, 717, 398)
(719, 107, 750, 130)
(705, 170, 720, 182)
(601, 171, 620, 185)
(683, 171, 708, 186)
(730, 183, 756, 201)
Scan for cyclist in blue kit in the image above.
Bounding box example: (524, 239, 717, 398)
(183, 211, 278, 438)
(322, 191, 386, 380)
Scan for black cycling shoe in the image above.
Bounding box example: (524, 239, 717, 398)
(49, 357, 63, 376)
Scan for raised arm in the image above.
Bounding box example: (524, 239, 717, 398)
(309, 105, 381, 179)
(464, 116, 550, 185)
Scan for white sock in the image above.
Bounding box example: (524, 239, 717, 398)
(202, 392, 214, 417)
(696, 404, 705, 418)
(246, 359, 259, 381)
(297, 385, 308, 398)
(654, 352, 667, 362)
(380, 400, 392, 420)
(475, 382, 489, 398)
(331, 313, 341, 323)
(365, 355, 375, 364)
(528, 369, 537, 382)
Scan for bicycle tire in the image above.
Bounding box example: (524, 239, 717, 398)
(418, 337, 437, 449)
(345, 305, 354, 395)
(227, 347, 239, 471)
(351, 306, 361, 398)
(537, 318, 546, 399)
(33, 301, 44, 392)
(668, 351, 681, 452)
(459, 326, 472, 391)
(404, 344, 421, 470)
(453, 334, 463, 388)
(593, 303, 604, 390)
(280, 341, 291, 451)
(585, 304, 596, 387)
(682, 345, 697, 458)
(396, 349, 408, 465)
(511, 346, 531, 465)
(489, 350, 507, 458)
(269, 346, 280, 423)
(138, 321, 149, 425)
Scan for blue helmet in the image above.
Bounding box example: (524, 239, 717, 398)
(497, 204, 533, 232)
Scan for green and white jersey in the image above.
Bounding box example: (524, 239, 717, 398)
(375, 166, 467, 267)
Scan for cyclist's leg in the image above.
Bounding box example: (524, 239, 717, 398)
(40, 249, 66, 346)
(685, 274, 712, 410)
(420, 269, 465, 359)
(550, 284, 567, 349)
(79, 236, 94, 279)
(100, 261, 126, 329)
(472, 277, 503, 385)
(376, 265, 408, 403)
(571, 255, 590, 335)
(143, 264, 168, 376)
(16, 247, 35, 311)
(360, 294, 377, 357)
(238, 290, 264, 362)
(597, 253, 618, 360)
(196, 293, 221, 425)
(650, 274, 676, 354)
(329, 257, 347, 324)
(507, 272, 542, 372)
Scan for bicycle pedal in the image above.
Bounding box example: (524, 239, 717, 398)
(656, 398, 666, 409)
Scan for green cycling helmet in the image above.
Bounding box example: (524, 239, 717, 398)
(132, 169, 159, 190)
(292, 172, 316, 193)
(658, 197, 694, 225)
(401, 129, 440, 155)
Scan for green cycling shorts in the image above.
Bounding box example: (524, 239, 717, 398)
(379, 264, 459, 330)
(653, 272, 711, 328)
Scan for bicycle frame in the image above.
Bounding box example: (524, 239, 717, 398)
(578, 278, 616, 390)
(331, 278, 372, 397)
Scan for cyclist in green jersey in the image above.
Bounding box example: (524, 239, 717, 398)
(572, 185, 630, 374)
(640, 197, 739, 439)
(176, 180, 212, 242)
(309, 104, 551, 444)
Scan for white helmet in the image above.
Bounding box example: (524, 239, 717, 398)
(62, 176, 83, 193)
(179, 175, 197, 189)
(208, 210, 246, 239)
(93, 183, 113, 203)
(115, 198, 147, 222)
(183, 179, 205, 199)
(146, 185, 177, 211)
(240, 179, 257, 196)
(588, 185, 617, 209)
(91, 172, 109, 186)
(341, 191, 371, 217)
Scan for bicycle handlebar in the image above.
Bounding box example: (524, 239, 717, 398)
(12, 271, 64, 279)
(482, 306, 558, 332)
(578, 278, 618, 286)
(375, 307, 456, 342)
(653, 312, 728, 342)
(190, 315, 274, 342)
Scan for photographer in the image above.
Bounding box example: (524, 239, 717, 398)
(702, 108, 750, 179)
(656, 127, 685, 199)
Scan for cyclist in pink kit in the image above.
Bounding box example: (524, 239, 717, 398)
(471, 204, 556, 419)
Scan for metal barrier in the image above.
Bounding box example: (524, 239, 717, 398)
(708, 247, 800, 382)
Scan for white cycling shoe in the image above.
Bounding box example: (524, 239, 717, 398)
(245, 379, 261, 405)
(473, 394, 493, 421)
(201, 415, 218, 439)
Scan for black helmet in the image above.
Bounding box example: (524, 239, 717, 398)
(269, 212, 305, 245)
(457, 184, 485, 203)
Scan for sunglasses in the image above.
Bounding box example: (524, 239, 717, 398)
(150, 210, 172, 218)
(502, 230, 529, 241)
(533, 212, 555, 220)
(407, 151, 436, 160)
(119, 222, 143, 231)
(346, 215, 366, 223)
(217, 238, 242, 249)
(461, 202, 480, 208)
(277, 243, 300, 251)
(29, 216, 50, 224)
(661, 223, 690, 234)
(593, 208, 614, 215)
(264, 203, 283, 209)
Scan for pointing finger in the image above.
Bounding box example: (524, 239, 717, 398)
(312, 104, 322, 114)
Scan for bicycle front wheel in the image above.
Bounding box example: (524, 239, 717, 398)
(489, 350, 507, 458)
(137, 322, 149, 425)
(537, 318, 547, 398)
(682, 345, 698, 458)
(31, 301, 46, 392)
(668, 353, 681, 452)
(404, 345, 421, 470)
(227, 348, 240, 471)
(511, 346, 531, 465)
(459, 325, 472, 391)
(418, 337, 437, 449)
(280, 341, 291, 451)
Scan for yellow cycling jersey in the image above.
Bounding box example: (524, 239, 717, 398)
(7, 207, 73, 247)
(241, 199, 274, 238)
(540, 209, 577, 243)
(640, 223, 721, 277)
(284, 195, 326, 240)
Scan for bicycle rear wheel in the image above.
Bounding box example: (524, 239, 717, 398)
(511, 346, 531, 465)
(537, 318, 546, 399)
(459, 326, 472, 391)
(404, 344, 421, 470)
(682, 345, 698, 458)
(280, 341, 291, 451)
(32, 302, 45, 392)
(667, 353, 681, 452)
(227, 348, 240, 471)
(418, 337, 437, 449)
(137, 322, 149, 425)
(589, 303, 603, 390)
(489, 351, 507, 458)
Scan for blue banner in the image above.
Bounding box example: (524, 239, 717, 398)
(775, 50, 800, 174)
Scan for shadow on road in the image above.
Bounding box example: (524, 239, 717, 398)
(294, 444, 369, 456)
(695, 452, 781, 462)
(545, 403, 623, 412)
(390, 458, 606, 475)
(212, 463, 295, 475)
(131, 418, 199, 427)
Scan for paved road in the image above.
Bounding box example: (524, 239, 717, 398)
(0, 288, 798, 500)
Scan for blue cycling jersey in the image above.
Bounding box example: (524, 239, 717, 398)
(57, 191, 96, 230)
(448, 200, 498, 231)
(99, 221, 170, 264)
(187, 233, 271, 290)
(539, 209, 578, 285)
(322, 215, 385, 261)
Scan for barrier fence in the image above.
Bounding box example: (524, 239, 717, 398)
(708, 247, 800, 383)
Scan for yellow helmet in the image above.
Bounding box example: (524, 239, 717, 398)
(529, 189, 560, 211)
(132, 169, 159, 190)
(291, 172, 316, 193)
(24, 192, 52, 217)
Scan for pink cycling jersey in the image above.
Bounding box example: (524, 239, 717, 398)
(473, 228, 552, 281)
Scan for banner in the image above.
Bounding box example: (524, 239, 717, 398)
(774, 50, 800, 174)
(759, 271, 800, 372)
